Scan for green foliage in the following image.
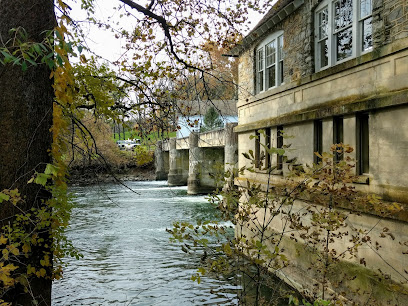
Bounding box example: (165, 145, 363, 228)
(133, 146, 154, 167)
(200, 107, 224, 132)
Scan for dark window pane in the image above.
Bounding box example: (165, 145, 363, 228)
(257, 49, 264, 70)
(255, 131, 261, 168)
(266, 41, 276, 67)
(267, 65, 276, 88)
(357, 113, 369, 174)
(258, 71, 264, 92)
(319, 39, 329, 67)
(279, 61, 284, 84)
(265, 129, 271, 168)
(277, 126, 283, 170)
(337, 27, 353, 61)
(362, 17, 372, 51)
(333, 116, 344, 162)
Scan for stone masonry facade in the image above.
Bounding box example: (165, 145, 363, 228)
(234, 0, 408, 303)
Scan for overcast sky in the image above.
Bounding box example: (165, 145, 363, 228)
(69, 0, 267, 64)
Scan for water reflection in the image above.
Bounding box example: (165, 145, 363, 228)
(52, 181, 238, 305)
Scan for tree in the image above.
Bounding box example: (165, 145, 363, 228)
(0, 0, 272, 304)
(200, 106, 224, 132)
(0, 0, 54, 304)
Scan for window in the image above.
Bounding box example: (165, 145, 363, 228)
(315, 0, 372, 71)
(277, 126, 284, 170)
(356, 113, 369, 174)
(314, 120, 323, 164)
(256, 31, 284, 93)
(255, 130, 261, 168)
(333, 116, 344, 161)
(265, 128, 271, 169)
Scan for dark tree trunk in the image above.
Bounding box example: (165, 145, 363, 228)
(0, 1, 55, 304)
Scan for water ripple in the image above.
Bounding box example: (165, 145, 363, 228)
(52, 181, 239, 305)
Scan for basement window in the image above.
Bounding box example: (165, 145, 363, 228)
(314, 120, 323, 164)
(255, 130, 261, 169)
(277, 126, 284, 170)
(265, 128, 271, 169)
(333, 116, 344, 162)
(356, 113, 369, 175)
(255, 31, 284, 94)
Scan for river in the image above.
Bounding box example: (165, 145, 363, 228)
(52, 180, 239, 305)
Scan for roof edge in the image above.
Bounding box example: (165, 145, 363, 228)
(228, 0, 304, 56)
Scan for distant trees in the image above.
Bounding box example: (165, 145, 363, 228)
(200, 107, 224, 132)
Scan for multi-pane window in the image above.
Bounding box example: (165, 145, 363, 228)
(256, 31, 284, 93)
(315, 0, 373, 71)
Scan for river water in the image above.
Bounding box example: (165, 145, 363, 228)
(52, 181, 239, 305)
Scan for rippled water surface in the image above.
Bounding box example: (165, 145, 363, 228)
(52, 181, 238, 305)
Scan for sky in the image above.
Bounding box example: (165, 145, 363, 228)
(68, 0, 268, 64)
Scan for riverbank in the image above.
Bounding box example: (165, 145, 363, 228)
(68, 163, 156, 186)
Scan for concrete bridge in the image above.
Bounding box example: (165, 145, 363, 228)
(155, 123, 238, 194)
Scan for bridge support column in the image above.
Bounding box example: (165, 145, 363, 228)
(187, 133, 203, 194)
(224, 123, 238, 188)
(168, 138, 188, 186)
(155, 141, 168, 180)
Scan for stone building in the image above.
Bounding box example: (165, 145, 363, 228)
(230, 0, 408, 303)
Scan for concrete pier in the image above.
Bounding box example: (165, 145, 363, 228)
(156, 125, 238, 194)
(154, 141, 168, 180)
(167, 138, 189, 186)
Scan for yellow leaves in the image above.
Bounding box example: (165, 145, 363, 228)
(0, 300, 12, 306)
(40, 255, 50, 267)
(27, 265, 36, 276)
(27, 264, 48, 278)
(2, 249, 9, 261)
(0, 263, 18, 287)
(8, 244, 19, 257)
(0, 189, 21, 205)
(36, 268, 47, 278)
(2, 244, 20, 260)
(22, 243, 31, 255)
(0, 235, 8, 245)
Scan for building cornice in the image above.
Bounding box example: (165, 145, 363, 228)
(228, 0, 304, 56)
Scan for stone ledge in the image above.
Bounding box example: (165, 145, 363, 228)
(235, 89, 408, 133)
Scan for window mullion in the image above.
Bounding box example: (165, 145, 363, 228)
(352, 0, 358, 58)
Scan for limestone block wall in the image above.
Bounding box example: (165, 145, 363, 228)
(370, 105, 408, 200)
(237, 0, 408, 108)
(284, 122, 314, 167)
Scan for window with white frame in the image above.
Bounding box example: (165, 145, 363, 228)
(315, 0, 372, 71)
(256, 31, 284, 94)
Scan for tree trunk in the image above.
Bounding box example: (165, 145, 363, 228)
(0, 1, 55, 304)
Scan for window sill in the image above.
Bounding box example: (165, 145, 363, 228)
(253, 168, 283, 176)
(353, 175, 370, 185)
